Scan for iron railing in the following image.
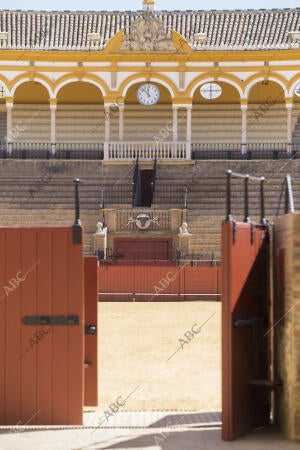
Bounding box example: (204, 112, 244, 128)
(132, 157, 139, 207)
(0, 141, 298, 160)
(192, 142, 298, 160)
(55, 143, 104, 160)
(101, 183, 187, 205)
(226, 170, 266, 223)
(101, 185, 133, 205)
(150, 157, 157, 206)
(1, 142, 104, 160)
(153, 184, 187, 206)
(103, 248, 220, 265)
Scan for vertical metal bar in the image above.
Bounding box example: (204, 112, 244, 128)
(244, 174, 250, 223)
(226, 170, 232, 221)
(260, 177, 265, 224)
(285, 177, 288, 214)
(73, 178, 82, 244)
(74, 178, 81, 226)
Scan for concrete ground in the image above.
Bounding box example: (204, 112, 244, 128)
(0, 422, 299, 449)
(0, 302, 298, 448)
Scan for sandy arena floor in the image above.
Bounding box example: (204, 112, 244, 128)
(98, 301, 221, 412)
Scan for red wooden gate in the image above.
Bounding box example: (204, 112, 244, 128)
(0, 226, 84, 425)
(222, 221, 271, 440)
(84, 256, 98, 407)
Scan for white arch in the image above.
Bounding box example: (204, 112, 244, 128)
(54, 77, 106, 98)
(11, 76, 53, 97)
(244, 76, 288, 99)
(121, 76, 175, 98)
(288, 79, 300, 98)
(0, 79, 10, 97)
(190, 77, 243, 99)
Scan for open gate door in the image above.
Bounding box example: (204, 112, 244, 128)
(222, 221, 271, 440)
(84, 256, 98, 406)
(0, 226, 84, 425)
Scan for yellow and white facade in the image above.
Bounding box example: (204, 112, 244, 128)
(0, 3, 299, 159)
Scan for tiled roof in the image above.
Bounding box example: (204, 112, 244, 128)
(0, 9, 299, 51)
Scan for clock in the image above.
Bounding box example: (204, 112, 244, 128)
(137, 83, 160, 106)
(200, 82, 222, 100)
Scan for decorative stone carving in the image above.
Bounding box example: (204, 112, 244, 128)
(127, 213, 160, 230)
(180, 222, 190, 235)
(95, 221, 105, 234)
(121, 12, 176, 51)
(93, 221, 107, 256)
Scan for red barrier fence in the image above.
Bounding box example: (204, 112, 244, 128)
(98, 264, 221, 301)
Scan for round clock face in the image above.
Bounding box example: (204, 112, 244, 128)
(200, 82, 222, 100)
(137, 83, 160, 106)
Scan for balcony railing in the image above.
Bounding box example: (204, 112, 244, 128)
(0, 141, 298, 160)
(105, 141, 190, 160)
(191, 142, 297, 160)
(2, 142, 104, 160)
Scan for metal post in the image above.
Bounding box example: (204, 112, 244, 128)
(73, 178, 82, 244)
(244, 175, 250, 223)
(260, 177, 265, 224)
(226, 170, 233, 221)
(285, 178, 288, 214)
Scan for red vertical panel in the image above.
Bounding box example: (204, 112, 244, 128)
(0, 226, 84, 426)
(0, 231, 6, 424)
(36, 230, 53, 424)
(51, 229, 69, 423)
(222, 221, 270, 440)
(84, 256, 98, 406)
(67, 228, 84, 424)
(20, 229, 38, 425)
(222, 221, 233, 441)
(5, 230, 22, 425)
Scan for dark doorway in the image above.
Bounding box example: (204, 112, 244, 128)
(113, 238, 173, 263)
(139, 169, 153, 207)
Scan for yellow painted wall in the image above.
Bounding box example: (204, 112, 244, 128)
(14, 81, 49, 104)
(248, 81, 284, 104)
(57, 82, 103, 104)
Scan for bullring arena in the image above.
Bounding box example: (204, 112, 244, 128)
(0, 1, 300, 448)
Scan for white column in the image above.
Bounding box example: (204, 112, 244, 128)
(241, 103, 248, 154)
(172, 106, 178, 142)
(50, 102, 57, 156)
(6, 100, 13, 155)
(185, 106, 192, 159)
(104, 105, 110, 141)
(286, 102, 293, 153)
(104, 104, 110, 159)
(186, 106, 192, 142)
(118, 104, 124, 141)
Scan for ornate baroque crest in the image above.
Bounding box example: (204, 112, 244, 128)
(127, 213, 160, 230)
(121, 11, 176, 51)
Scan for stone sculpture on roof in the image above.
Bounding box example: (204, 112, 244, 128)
(121, 2, 176, 52)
